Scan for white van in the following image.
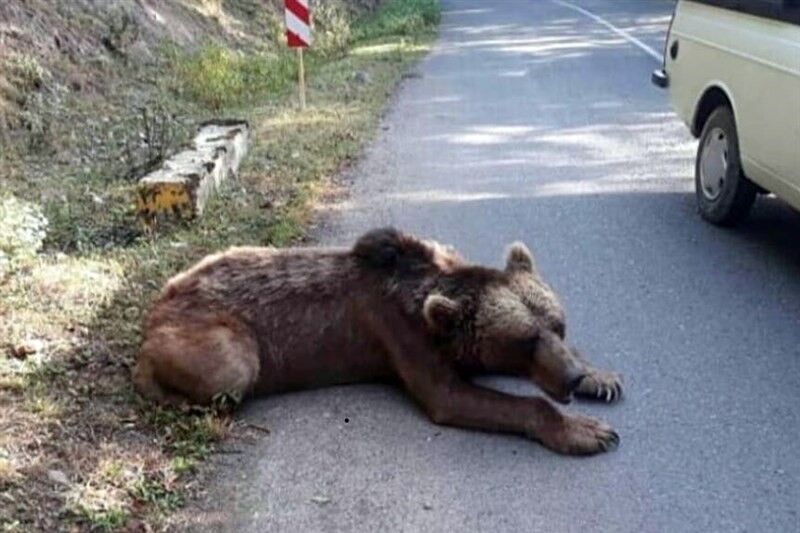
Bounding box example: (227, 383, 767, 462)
(653, 0, 800, 225)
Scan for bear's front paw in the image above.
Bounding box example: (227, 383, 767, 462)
(575, 370, 623, 403)
(536, 413, 619, 456)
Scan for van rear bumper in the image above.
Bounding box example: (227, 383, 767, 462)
(651, 69, 669, 88)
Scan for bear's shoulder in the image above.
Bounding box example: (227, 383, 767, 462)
(352, 227, 465, 274)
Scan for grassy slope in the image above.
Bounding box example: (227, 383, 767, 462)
(0, 0, 439, 530)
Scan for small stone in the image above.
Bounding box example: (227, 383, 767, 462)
(47, 470, 69, 486)
(310, 495, 331, 505)
(353, 70, 371, 84)
(13, 339, 45, 359)
(9, 345, 28, 360)
(423, 502, 433, 511)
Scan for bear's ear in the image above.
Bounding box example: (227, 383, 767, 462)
(505, 242, 536, 275)
(423, 294, 461, 334)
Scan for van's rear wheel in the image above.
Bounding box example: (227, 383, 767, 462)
(695, 106, 756, 226)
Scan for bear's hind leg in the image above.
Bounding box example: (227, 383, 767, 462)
(134, 312, 260, 406)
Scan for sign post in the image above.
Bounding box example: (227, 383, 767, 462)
(285, 0, 311, 110)
(297, 48, 306, 110)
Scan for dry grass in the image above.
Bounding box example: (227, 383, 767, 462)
(0, 0, 438, 530)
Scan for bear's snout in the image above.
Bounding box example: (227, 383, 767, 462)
(566, 371, 586, 394)
(553, 368, 586, 405)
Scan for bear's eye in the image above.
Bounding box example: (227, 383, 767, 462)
(514, 335, 538, 355)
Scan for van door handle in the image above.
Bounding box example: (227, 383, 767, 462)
(670, 40, 679, 60)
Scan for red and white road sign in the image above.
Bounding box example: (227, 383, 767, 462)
(285, 0, 311, 48)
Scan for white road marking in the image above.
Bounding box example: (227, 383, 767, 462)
(550, 0, 663, 62)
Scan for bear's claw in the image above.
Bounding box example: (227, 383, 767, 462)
(575, 371, 623, 403)
(539, 413, 620, 455)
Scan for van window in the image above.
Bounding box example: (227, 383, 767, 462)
(784, 0, 800, 23)
(689, 0, 800, 24)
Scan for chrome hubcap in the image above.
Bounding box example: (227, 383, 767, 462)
(700, 127, 729, 201)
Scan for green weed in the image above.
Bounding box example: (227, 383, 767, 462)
(129, 475, 183, 512)
(74, 506, 129, 532)
(5, 54, 51, 95)
(176, 45, 295, 110)
(354, 0, 441, 41)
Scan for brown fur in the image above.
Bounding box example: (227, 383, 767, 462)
(134, 228, 623, 455)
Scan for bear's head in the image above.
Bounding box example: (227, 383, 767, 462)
(422, 241, 586, 404)
(353, 227, 586, 404)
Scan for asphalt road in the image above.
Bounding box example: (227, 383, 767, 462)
(194, 1, 800, 531)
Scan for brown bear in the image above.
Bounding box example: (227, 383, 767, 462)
(133, 227, 623, 455)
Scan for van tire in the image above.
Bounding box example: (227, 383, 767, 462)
(695, 106, 756, 226)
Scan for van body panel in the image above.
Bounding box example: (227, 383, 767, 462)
(664, 0, 800, 211)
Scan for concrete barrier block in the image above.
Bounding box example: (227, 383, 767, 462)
(137, 119, 249, 222)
